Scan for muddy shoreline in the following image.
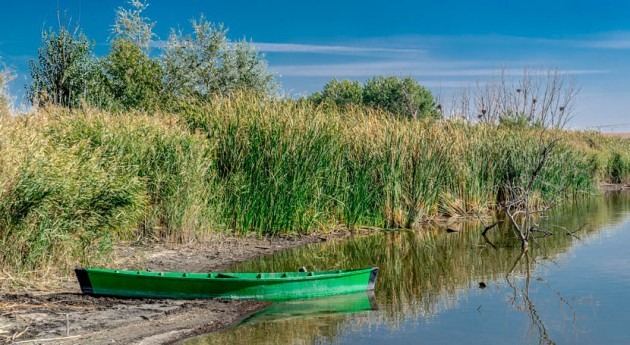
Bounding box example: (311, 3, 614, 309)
(0, 232, 352, 345)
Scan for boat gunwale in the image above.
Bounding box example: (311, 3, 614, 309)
(79, 267, 377, 283)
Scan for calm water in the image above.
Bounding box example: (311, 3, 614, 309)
(182, 192, 630, 345)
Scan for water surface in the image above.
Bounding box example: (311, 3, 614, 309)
(183, 192, 630, 345)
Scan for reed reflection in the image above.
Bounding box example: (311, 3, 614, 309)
(182, 192, 630, 345)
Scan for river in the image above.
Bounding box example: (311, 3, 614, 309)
(182, 191, 630, 345)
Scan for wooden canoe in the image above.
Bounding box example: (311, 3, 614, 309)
(75, 267, 378, 300)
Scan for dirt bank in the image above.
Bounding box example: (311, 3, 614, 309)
(0, 232, 351, 345)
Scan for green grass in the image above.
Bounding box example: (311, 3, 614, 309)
(0, 97, 629, 273)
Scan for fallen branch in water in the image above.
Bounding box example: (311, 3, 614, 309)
(481, 221, 500, 236)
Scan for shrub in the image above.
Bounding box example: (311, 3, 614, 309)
(608, 152, 629, 184)
(313, 79, 363, 107)
(362, 76, 438, 119)
(104, 39, 164, 111)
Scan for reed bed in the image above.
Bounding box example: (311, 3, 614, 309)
(0, 96, 628, 273)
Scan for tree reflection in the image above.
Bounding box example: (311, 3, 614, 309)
(506, 250, 554, 344)
(504, 244, 583, 345)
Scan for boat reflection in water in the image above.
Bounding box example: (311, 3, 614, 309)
(241, 291, 378, 326)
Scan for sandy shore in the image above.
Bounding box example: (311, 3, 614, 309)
(0, 232, 350, 345)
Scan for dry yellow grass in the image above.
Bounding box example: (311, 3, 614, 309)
(603, 132, 630, 139)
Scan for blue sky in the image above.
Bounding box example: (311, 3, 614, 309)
(1, 0, 629, 129)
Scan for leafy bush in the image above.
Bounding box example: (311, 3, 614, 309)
(498, 111, 543, 128)
(311, 79, 363, 107)
(608, 152, 629, 184)
(362, 76, 438, 119)
(310, 76, 438, 119)
(104, 39, 164, 111)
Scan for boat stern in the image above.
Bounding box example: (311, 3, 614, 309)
(367, 267, 379, 291)
(75, 268, 94, 295)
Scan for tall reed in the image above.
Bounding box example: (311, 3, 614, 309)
(0, 96, 628, 272)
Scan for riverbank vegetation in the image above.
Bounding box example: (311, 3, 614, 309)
(1, 97, 629, 274)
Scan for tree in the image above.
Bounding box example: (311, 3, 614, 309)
(446, 67, 580, 129)
(362, 76, 438, 119)
(311, 79, 363, 107)
(98, 0, 163, 111)
(104, 39, 163, 111)
(218, 39, 275, 96)
(163, 14, 275, 100)
(111, 0, 155, 52)
(27, 26, 100, 108)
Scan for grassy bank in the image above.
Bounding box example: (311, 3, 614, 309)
(1, 97, 629, 273)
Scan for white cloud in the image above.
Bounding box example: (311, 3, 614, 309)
(578, 38, 630, 49)
(253, 42, 426, 55)
(560, 32, 630, 49)
(271, 60, 607, 78)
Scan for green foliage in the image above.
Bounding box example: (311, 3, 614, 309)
(498, 111, 543, 128)
(3, 92, 629, 273)
(27, 26, 102, 108)
(163, 15, 275, 100)
(179, 97, 603, 234)
(218, 40, 276, 95)
(312, 79, 363, 107)
(112, 0, 155, 52)
(310, 76, 438, 119)
(25, 3, 276, 112)
(607, 152, 629, 184)
(362, 76, 438, 119)
(0, 122, 146, 271)
(104, 39, 164, 111)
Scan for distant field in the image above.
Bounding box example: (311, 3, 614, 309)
(604, 132, 630, 139)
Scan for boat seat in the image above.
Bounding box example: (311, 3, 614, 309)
(216, 273, 237, 278)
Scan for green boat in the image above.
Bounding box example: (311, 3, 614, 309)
(75, 267, 378, 300)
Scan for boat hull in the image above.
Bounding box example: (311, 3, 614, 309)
(75, 267, 378, 300)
